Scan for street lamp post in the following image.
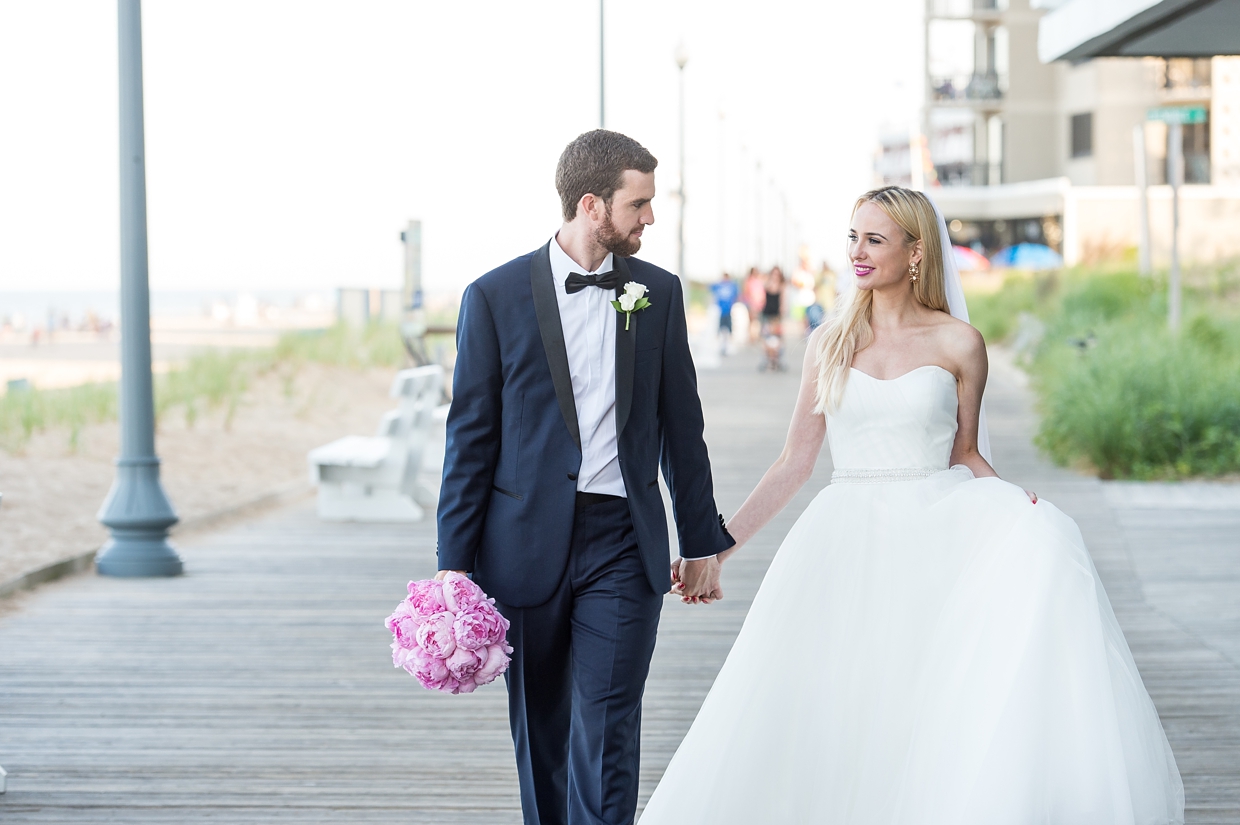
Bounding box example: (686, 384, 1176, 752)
(599, 0, 605, 128)
(718, 110, 727, 278)
(755, 160, 764, 266)
(1168, 120, 1183, 331)
(1133, 125, 1152, 277)
(96, 0, 182, 577)
(675, 42, 689, 305)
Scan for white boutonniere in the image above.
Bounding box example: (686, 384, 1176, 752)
(611, 282, 651, 331)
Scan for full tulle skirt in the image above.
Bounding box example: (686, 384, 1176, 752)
(640, 468, 1184, 824)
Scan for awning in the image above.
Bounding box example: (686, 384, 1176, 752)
(929, 178, 1070, 221)
(1039, 0, 1240, 62)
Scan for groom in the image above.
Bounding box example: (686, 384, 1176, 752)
(436, 129, 734, 825)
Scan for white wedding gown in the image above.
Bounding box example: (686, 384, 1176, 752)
(641, 365, 1184, 825)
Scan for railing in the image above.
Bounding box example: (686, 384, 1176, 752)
(1162, 58, 1211, 92)
(1158, 58, 1212, 102)
(934, 162, 998, 187)
(930, 73, 1006, 102)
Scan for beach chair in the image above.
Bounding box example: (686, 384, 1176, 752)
(307, 365, 448, 522)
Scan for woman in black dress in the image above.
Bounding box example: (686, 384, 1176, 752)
(759, 266, 785, 371)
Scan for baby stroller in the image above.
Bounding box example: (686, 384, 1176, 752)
(758, 317, 785, 372)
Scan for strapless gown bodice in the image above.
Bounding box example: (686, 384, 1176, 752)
(827, 366, 959, 472)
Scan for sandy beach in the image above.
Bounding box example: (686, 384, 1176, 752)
(0, 361, 400, 585)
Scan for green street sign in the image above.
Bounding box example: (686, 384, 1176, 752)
(1147, 106, 1208, 124)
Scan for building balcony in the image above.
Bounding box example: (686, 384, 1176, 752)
(928, 0, 1005, 21)
(1158, 57, 1211, 102)
(931, 73, 1007, 104)
(935, 161, 1000, 187)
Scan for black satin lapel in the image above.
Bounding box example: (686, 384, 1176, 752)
(613, 255, 636, 438)
(530, 242, 581, 451)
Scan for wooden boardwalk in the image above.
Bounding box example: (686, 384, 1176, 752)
(1, 342, 1237, 823)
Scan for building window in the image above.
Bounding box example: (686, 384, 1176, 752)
(1071, 113, 1093, 158)
(1179, 119, 1211, 184)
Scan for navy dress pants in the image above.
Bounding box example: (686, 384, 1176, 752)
(496, 496, 663, 825)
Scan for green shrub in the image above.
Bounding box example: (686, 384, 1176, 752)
(970, 263, 1240, 479)
(1034, 319, 1240, 478)
(966, 274, 1042, 342)
(1046, 271, 1162, 341)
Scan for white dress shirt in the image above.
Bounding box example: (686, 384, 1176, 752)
(547, 233, 627, 498)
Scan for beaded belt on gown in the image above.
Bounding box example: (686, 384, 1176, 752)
(830, 468, 938, 484)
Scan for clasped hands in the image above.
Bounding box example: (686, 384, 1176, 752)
(670, 556, 723, 604)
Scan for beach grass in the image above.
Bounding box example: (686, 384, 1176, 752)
(0, 382, 119, 452)
(0, 322, 412, 452)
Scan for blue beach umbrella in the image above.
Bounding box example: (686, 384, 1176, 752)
(990, 243, 1063, 270)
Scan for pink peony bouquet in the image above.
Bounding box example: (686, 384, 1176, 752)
(385, 573, 512, 694)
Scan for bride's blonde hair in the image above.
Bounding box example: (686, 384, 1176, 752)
(813, 186, 950, 413)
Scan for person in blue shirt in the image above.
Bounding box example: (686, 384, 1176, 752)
(711, 272, 739, 356)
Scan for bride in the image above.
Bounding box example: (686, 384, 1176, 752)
(642, 186, 1184, 824)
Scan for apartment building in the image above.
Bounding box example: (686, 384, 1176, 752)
(875, 0, 1240, 263)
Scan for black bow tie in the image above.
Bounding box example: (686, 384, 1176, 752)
(564, 271, 620, 294)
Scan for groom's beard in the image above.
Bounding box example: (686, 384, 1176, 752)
(593, 206, 642, 257)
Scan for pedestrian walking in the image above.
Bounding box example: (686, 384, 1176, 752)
(759, 267, 786, 372)
(790, 247, 818, 333)
(711, 272, 739, 356)
(742, 266, 766, 342)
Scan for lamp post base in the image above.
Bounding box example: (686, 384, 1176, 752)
(96, 533, 182, 577)
(96, 457, 182, 577)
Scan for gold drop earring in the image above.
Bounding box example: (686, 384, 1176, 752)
(909, 262, 919, 283)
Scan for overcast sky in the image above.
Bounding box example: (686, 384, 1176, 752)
(0, 0, 924, 300)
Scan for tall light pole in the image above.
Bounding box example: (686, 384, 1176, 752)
(1133, 125, 1151, 276)
(718, 110, 727, 278)
(1168, 120, 1183, 331)
(599, 0, 605, 128)
(739, 144, 750, 269)
(779, 188, 788, 274)
(675, 42, 689, 304)
(96, 0, 182, 577)
(755, 159, 764, 266)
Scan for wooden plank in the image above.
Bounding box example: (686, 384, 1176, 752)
(0, 342, 1235, 823)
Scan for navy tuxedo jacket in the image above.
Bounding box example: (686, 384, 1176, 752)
(437, 242, 734, 608)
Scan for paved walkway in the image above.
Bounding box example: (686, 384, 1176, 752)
(1, 342, 1237, 823)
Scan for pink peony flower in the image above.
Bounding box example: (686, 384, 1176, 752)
(415, 611, 456, 659)
(445, 646, 486, 682)
(385, 601, 420, 650)
(453, 602, 510, 651)
(386, 578, 509, 693)
(407, 579, 448, 620)
(441, 572, 485, 613)
(407, 648, 455, 691)
(391, 640, 418, 670)
(473, 642, 512, 686)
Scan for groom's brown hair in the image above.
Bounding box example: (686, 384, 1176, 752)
(556, 130, 658, 221)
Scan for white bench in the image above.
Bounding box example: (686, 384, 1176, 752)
(308, 365, 449, 522)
